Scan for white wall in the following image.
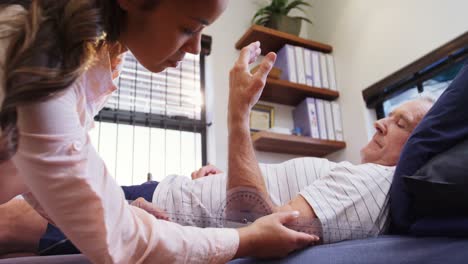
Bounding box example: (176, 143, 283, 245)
(306, 0, 468, 163)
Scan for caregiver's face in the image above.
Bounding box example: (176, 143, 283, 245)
(119, 0, 229, 72)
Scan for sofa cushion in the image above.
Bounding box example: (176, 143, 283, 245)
(229, 236, 468, 264)
(403, 137, 468, 218)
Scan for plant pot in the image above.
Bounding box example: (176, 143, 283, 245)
(266, 14, 302, 36)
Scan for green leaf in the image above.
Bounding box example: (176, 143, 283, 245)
(285, 0, 311, 14)
(273, 0, 288, 8)
(254, 17, 270, 26)
(253, 16, 270, 25)
(251, 0, 313, 26)
(252, 7, 272, 23)
(291, 16, 313, 24)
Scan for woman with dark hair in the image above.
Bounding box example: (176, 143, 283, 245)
(0, 0, 317, 263)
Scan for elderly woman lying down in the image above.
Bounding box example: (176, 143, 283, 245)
(0, 97, 433, 258)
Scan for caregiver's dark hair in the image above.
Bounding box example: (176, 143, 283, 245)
(0, 0, 158, 162)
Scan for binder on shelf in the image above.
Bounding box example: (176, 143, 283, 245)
(294, 46, 307, 85)
(324, 101, 335, 140)
(316, 99, 328, 140)
(319, 53, 329, 89)
(293, 98, 319, 138)
(304, 49, 314, 86)
(274, 44, 297, 83)
(326, 54, 338, 91)
(311, 51, 322, 88)
(332, 102, 344, 141)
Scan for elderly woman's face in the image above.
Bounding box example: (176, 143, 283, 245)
(118, 0, 228, 73)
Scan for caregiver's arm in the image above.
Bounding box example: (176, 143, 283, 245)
(14, 85, 240, 263)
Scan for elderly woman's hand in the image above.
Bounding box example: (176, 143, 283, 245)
(131, 197, 169, 221)
(191, 164, 223, 180)
(228, 41, 276, 122)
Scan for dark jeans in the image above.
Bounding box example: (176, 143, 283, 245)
(38, 181, 159, 256)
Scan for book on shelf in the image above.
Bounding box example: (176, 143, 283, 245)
(311, 51, 322, 88)
(274, 44, 297, 83)
(326, 54, 338, 91)
(293, 98, 343, 142)
(324, 101, 335, 140)
(315, 99, 328, 140)
(303, 49, 314, 86)
(273, 42, 339, 92)
(319, 53, 329, 89)
(293, 98, 319, 138)
(332, 101, 344, 141)
(294, 46, 307, 85)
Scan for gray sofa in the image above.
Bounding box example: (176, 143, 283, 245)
(1, 235, 467, 263)
(231, 235, 468, 264)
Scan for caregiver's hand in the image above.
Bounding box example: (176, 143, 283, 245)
(235, 211, 319, 259)
(228, 41, 276, 121)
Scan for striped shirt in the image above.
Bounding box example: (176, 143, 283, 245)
(153, 157, 395, 244)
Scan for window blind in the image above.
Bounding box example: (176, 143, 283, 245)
(97, 52, 207, 133)
(107, 53, 202, 119)
(92, 35, 212, 184)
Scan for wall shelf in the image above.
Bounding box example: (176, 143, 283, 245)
(236, 25, 333, 55)
(261, 78, 339, 105)
(236, 25, 345, 157)
(252, 131, 346, 157)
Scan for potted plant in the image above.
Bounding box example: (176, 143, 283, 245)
(252, 0, 313, 36)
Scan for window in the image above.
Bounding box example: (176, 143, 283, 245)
(382, 87, 419, 117)
(362, 32, 468, 119)
(422, 61, 464, 98)
(380, 56, 466, 118)
(89, 122, 203, 185)
(90, 36, 212, 185)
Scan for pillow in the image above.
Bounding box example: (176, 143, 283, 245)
(404, 137, 468, 218)
(390, 62, 468, 234)
(404, 138, 468, 236)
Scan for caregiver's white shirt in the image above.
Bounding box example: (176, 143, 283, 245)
(0, 5, 238, 263)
